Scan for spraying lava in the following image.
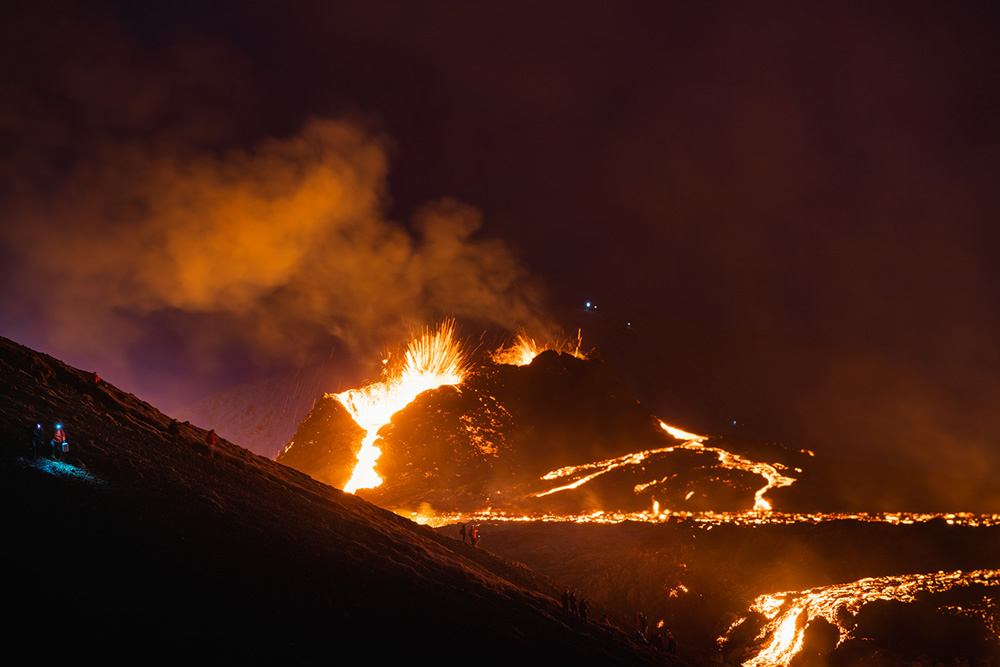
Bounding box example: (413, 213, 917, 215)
(490, 330, 585, 367)
(337, 320, 468, 493)
(295, 325, 809, 512)
(279, 321, 1000, 666)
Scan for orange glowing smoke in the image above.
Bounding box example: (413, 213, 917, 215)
(338, 320, 468, 493)
(490, 330, 585, 366)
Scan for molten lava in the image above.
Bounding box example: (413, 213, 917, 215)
(490, 330, 585, 366)
(300, 320, 1000, 667)
(730, 569, 1000, 667)
(532, 421, 799, 511)
(338, 320, 467, 493)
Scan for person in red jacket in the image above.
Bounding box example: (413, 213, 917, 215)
(51, 422, 68, 460)
(205, 429, 218, 456)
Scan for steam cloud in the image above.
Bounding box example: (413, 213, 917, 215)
(2, 117, 547, 402)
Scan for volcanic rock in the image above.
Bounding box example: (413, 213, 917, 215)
(280, 348, 820, 515)
(278, 394, 364, 489)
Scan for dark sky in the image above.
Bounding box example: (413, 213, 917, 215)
(2, 0, 998, 476)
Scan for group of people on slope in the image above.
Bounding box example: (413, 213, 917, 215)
(31, 421, 68, 461)
(561, 590, 590, 623)
(458, 523, 480, 547)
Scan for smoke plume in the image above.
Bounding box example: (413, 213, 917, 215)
(1, 117, 546, 405)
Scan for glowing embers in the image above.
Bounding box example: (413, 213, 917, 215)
(532, 421, 798, 511)
(490, 330, 585, 366)
(338, 320, 468, 493)
(730, 569, 1000, 667)
(415, 509, 1000, 528)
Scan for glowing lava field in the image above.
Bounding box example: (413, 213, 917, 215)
(277, 323, 1000, 665)
(3, 326, 997, 665)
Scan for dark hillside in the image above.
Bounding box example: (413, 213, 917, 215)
(0, 336, 668, 663)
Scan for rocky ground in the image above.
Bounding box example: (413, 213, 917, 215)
(452, 519, 1000, 665)
(0, 335, 673, 663)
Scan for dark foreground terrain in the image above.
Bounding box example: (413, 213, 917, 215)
(454, 519, 1000, 665)
(0, 336, 670, 663)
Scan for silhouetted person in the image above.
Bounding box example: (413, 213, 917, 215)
(561, 590, 570, 612)
(569, 592, 577, 615)
(205, 429, 218, 456)
(31, 422, 45, 460)
(578, 598, 588, 623)
(50, 422, 67, 460)
(459, 523, 467, 543)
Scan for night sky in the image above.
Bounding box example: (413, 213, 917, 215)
(2, 1, 998, 477)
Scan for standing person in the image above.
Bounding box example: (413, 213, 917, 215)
(51, 422, 68, 460)
(459, 523, 467, 544)
(31, 423, 45, 460)
(205, 429, 218, 456)
(636, 611, 648, 636)
(470, 525, 480, 548)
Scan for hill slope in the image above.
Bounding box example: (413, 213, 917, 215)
(0, 336, 667, 663)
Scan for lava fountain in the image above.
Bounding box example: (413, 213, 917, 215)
(337, 320, 467, 493)
(490, 330, 585, 366)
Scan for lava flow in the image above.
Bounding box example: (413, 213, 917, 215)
(534, 421, 799, 511)
(337, 320, 467, 493)
(729, 569, 1000, 667)
(337, 326, 584, 493)
(281, 321, 999, 666)
(408, 508, 1000, 528)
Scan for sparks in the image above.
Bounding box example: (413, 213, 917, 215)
(490, 330, 585, 366)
